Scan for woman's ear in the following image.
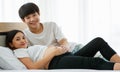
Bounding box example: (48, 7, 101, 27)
(9, 43, 14, 48)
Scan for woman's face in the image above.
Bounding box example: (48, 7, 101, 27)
(10, 32, 28, 49)
(22, 12, 40, 29)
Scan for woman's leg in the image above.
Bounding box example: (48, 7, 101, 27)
(114, 63, 120, 70)
(74, 37, 120, 62)
(49, 56, 115, 70)
(110, 54, 120, 63)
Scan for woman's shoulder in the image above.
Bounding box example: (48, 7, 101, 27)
(13, 48, 28, 54)
(14, 48, 27, 51)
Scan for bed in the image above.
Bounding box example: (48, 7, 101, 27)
(0, 22, 119, 71)
(0, 69, 118, 72)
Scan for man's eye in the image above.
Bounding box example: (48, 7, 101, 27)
(26, 17, 30, 19)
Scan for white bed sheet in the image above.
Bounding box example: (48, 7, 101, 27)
(0, 69, 119, 72)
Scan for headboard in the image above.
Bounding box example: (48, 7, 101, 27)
(0, 22, 28, 32)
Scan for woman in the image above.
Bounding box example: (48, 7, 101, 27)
(5, 30, 120, 70)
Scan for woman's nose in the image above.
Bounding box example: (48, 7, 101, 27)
(21, 39, 26, 42)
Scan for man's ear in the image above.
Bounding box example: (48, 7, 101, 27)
(22, 19, 25, 22)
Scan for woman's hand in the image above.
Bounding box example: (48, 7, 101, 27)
(55, 46, 68, 56)
(43, 45, 68, 69)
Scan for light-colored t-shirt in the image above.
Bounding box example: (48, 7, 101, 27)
(13, 45, 47, 62)
(23, 22, 81, 52)
(23, 22, 65, 46)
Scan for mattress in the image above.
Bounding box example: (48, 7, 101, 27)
(0, 69, 119, 72)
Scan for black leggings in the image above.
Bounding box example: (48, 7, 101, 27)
(48, 37, 116, 70)
(74, 37, 116, 60)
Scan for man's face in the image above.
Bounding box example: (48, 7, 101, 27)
(22, 12, 40, 29)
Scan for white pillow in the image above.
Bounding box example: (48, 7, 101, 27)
(0, 46, 27, 70)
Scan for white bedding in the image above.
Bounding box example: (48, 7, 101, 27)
(0, 69, 119, 72)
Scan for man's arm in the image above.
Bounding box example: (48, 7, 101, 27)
(58, 38, 70, 51)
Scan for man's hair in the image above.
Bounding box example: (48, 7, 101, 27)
(18, 2, 40, 19)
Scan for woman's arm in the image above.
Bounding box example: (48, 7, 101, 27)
(18, 46, 67, 69)
(18, 52, 55, 69)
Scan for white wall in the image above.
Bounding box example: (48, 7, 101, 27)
(1, 0, 120, 54)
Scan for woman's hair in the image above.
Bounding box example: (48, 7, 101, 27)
(18, 2, 40, 19)
(5, 30, 24, 50)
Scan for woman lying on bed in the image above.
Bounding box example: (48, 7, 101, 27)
(5, 30, 120, 70)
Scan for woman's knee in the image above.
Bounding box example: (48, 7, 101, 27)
(94, 37, 104, 41)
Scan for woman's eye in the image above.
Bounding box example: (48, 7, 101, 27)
(23, 37, 25, 39)
(16, 38, 20, 41)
